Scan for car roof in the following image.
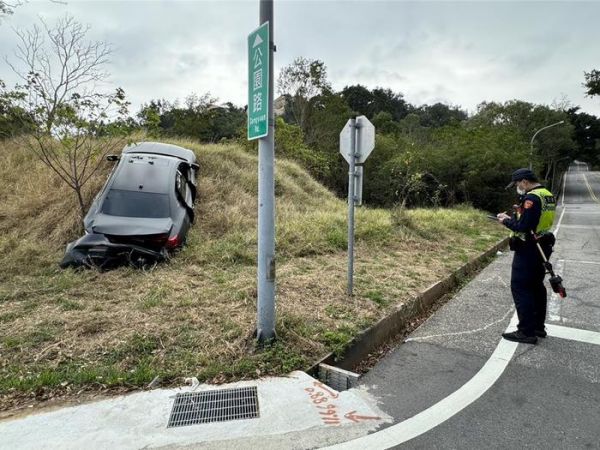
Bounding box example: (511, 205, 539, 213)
(111, 153, 176, 194)
(122, 142, 196, 164)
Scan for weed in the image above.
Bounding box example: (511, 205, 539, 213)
(326, 227, 347, 249)
(56, 296, 84, 311)
(364, 290, 388, 306)
(177, 297, 195, 308)
(322, 326, 357, 357)
(256, 342, 306, 374)
(108, 333, 162, 364)
(0, 362, 158, 393)
(27, 325, 60, 347)
(140, 287, 167, 309)
(2, 336, 22, 349)
(325, 304, 350, 319)
(0, 312, 18, 323)
(220, 319, 243, 340)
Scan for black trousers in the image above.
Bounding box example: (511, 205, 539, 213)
(510, 241, 553, 336)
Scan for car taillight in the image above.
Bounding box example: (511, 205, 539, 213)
(166, 235, 181, 249)
(148, 234, 168, 245)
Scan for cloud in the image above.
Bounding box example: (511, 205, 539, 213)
(0, 0, 598, 116)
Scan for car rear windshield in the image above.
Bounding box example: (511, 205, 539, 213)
(102, 189, 170, 218)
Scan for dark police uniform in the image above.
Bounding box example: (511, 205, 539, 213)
(502, 186, 556, 337)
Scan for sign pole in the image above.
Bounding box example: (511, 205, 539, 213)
(340, 115, 374, 297)
(256, 0, 276, 342)
(347, 117, 357, 296)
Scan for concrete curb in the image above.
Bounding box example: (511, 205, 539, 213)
(309, 237, 510, 374)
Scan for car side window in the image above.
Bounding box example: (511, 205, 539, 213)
(175, 170, 188, 205)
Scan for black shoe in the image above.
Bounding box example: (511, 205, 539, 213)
(502, 330, 538, 344)
(535, 329, 547, 338)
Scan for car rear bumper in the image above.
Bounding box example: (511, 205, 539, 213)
(60, 234, 167, 269)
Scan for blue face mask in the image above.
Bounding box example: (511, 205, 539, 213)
(517, 187, 526, 195)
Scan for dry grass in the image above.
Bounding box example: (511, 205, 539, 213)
(0, 136, 506, 413)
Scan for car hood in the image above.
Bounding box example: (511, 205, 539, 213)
(89, 214, 173, 236)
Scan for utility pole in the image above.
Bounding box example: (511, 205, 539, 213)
(256, 0, 276, 342)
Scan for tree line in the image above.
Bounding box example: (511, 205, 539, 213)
(1, 15, 599, 215)
(140, 57, 599, 212)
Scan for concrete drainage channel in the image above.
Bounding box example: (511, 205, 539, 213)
(318, 363, 361, 391)
(311, 238, 509, 390)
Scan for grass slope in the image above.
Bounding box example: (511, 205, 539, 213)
(0, 137, 505, 412)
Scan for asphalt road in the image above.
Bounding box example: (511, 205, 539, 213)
(338, 163, 600, 449)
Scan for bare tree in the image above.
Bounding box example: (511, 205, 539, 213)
(7, 15, 129, 219)
(26, 88, 129, 216)
(7, 14, 112, 132)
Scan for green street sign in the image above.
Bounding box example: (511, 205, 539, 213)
(247, 22, 269, 140)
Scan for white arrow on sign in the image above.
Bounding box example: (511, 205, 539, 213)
(339, 115, 375, 164)
(253, 34, 263, 47)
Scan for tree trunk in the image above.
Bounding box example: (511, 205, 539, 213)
(74, 185, 86, 220)
(45, 111, 55, 134)
(544, 162, 553, 183)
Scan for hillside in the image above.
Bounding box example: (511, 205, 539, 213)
(0, 137, 505, 413)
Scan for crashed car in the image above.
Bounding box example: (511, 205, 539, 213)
(61, 142, 198, 269)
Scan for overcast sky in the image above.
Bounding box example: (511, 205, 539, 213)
(2, 0, 599, 116)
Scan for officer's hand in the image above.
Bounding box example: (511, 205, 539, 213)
(497, 212, 510, 223)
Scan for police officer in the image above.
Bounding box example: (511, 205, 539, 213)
(496, 168, 556, 344)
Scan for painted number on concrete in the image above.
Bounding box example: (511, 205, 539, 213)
(304, 381, 380, 427)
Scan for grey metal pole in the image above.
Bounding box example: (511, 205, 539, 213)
(256, 0, 276, 342)
(347, 117, 357, 296)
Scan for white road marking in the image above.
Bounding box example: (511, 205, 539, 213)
(546, 324, 600, 346)
(325, 314, 520, 450)
(560, 172, 567, 205)
(547, 259, 565, 322)
(582, 173, 600, 203)
(405, 308, 514, 342)
(559, 224, 600, 230)
(329, 320, 600, 450)
(546, 197, 568, 322)
(553, 204, 567, 236)
(563, 259, 600, 265)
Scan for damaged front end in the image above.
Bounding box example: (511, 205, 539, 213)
(60, 233, 168, 270)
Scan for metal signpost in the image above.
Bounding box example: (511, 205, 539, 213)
(339, 115, 375, 296)
(248, 1, 275, 342)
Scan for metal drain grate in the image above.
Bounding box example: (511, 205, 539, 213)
(167, 386, 259, 428)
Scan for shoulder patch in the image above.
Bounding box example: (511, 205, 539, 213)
(524, 200, 534, 209)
